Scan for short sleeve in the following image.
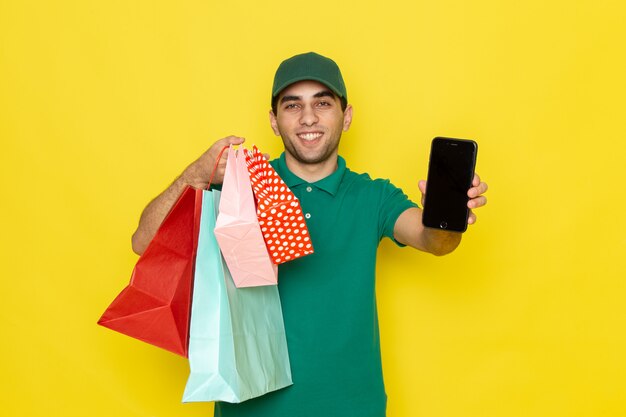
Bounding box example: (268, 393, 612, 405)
(376, 179, 418, 246)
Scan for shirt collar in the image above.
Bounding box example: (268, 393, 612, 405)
(273, 152, 346, 196)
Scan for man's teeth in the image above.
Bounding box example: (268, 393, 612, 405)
(298, 133, 323, 141)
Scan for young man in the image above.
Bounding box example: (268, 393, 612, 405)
(131, 52, 488, 417)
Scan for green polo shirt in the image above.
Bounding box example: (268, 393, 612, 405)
(215, 154, 418, 417)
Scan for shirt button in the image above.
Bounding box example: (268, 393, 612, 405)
(306, 186, 313, 192)
(305, 213, 311, 219)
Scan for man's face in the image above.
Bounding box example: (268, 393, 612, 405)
(270, 80, 352, 166)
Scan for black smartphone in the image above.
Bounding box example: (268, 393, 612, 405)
(422, 137, 478, 233)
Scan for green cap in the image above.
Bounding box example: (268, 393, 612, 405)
(272, 52, 347, 106)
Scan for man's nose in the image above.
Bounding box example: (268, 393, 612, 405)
(299, 105, 318, 126)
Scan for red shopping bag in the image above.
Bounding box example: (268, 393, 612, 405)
(98, 186, 202, 357)
(244, 146, 314, 264)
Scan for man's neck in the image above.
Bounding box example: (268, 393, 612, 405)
(284, 153, 339, 183)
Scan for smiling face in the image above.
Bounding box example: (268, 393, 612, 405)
(270, 80, 352, 175)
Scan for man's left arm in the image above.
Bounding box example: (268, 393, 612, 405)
(393, 174, 488, 256)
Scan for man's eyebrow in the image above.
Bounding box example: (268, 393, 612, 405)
(280, 90, 336, 104)
(313, 90, 335, 99)
(280, 95, 301, 104)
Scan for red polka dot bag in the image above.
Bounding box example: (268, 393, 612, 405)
(244, 146, 314, 264)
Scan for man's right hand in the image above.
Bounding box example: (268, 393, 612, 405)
(131, 135, 245, 255)
(181, 135, 246, 188)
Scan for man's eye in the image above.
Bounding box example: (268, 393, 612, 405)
(317, 101, 332, 107)
(285, 103, 299, 109)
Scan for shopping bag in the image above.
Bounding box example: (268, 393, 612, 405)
(183, 190, 293, 403)
(214, 146, 278, 287)
(245, 145, 314, 264)
(98, 186, 202, 357)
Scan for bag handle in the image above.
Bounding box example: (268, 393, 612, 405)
(206, 145, 231, 190)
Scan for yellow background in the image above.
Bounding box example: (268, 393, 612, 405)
(1, 0, 625, 416)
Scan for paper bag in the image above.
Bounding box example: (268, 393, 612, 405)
(245, 145, 314, 264)
(214, 146, 278, 287)
(183, 190, 293, 403)
(98, 186, 202, 357)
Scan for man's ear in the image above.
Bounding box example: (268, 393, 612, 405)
(342, 104, 353, 132)
(269, 110, 281, 136)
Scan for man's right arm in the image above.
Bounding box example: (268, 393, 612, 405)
(131, 136, 245, 255)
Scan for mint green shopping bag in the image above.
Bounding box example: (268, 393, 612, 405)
(182, 190, 293, 403)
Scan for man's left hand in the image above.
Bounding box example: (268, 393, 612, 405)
(418, 173, 488, 226)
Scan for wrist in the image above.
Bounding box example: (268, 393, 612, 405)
(180, 162, 209, 189)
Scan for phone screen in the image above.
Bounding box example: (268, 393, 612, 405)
(422, 137, 478, 232)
